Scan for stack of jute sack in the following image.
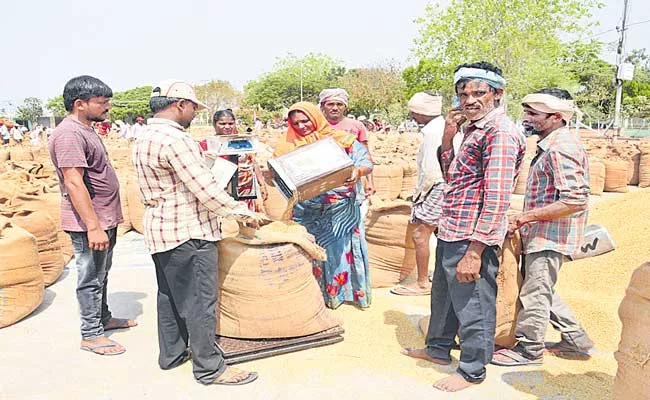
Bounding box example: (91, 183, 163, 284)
(582, 137, 650, 194)
(614, 262, 650, 400)
(216, 221, 342, 338)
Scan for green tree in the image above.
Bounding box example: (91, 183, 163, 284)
(336, 63, 407, 117)
(404, 0, 604, 117)
(109, 86, 152, 122)
(244, 53, 345, 111)
(46, 95, 66, 117)
(194, 80, 242, 125)
(16, 97, 44, 124)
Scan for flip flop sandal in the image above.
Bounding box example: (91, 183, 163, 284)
(80, 340, 126, 356)
(546, 341, 595, 357)
(491, 348, 542, 366)
(104, 318, 137, 332)
(390, 285, 431, 296)
(213, 370, 258, 386)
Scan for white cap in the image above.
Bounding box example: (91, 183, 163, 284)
(151, 79, 208, 110)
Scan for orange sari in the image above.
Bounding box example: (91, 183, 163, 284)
(273, 102, 356, 157)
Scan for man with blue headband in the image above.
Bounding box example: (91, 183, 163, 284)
(402, 61, 526, 392)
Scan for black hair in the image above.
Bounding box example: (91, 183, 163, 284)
(62, 75, 113, 112)
(149, 97, 182, 114)
(535, 88, 573, 100)
(213, 109, 236, 125)
(453, 61, 504, 94)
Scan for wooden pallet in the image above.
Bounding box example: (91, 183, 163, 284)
(216, 327, 345, 364)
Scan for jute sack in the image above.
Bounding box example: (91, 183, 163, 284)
(217, 222, 341, 339)
(0, 149, 9, 162)
(638, 145, 650, 188)
(373, 164, 403, 201)
(126, 176, 144, 234)
(8, 147, 34, 162)
(116, 174, 132, 236)
(365, 198, 416, 288)
(9, 181, 74, 264)
(613, 262, 650, 400)
(0, 208, 64, 286)
(0, 216, 44, 328)
(604, 159, 629, 193)
(588, 157, 606, 196)
(399, 161, 418, 200)
(418, 233, 522, 347)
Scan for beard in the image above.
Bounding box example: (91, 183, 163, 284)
(522, 122, 543, 137)
(89, 114, 107, 123)
(180, 119, 192, 129)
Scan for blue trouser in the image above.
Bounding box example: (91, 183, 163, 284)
(424, 239, 499, 383)
(69, 228, 117, 341)
(151, 239, 226, 385)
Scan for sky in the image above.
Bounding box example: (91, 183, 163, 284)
(1, 0, 649, 114)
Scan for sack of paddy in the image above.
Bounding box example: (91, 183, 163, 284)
(9, 181, 74, 264)
(604, 159, 629, 193)
(418, 233, 522, 347)
(0, 208, 64, 286)
(216, 221, 342, 339)
(613, 262, 650, 400)
(364, 197, 416, 288)
(588, 156, 606, 196)
(8, 147, 35, 162)
(638, 144, 650, 188)
(116, 174, 132, 236)
(399, 161, 418, 200)
(372, 164, 403, 201)
(0, 216, 44, 329)
(126, 176, 144, 234)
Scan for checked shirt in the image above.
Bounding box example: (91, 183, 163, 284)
(438, 107, 526, 247)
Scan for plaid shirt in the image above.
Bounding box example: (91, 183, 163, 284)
(132, 118, 247, 254)
(520, 128, 589, 256)
(438, 107, 526, 247)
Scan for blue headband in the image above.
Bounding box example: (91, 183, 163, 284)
(453, 67, 506, 89)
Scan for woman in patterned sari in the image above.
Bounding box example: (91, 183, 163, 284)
(273, 102, 373, 309)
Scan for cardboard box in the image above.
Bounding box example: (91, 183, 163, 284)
(267, 136, 354, 201)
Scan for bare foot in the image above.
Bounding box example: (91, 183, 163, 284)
(400, 348, 450, 365)
(432, 374, 476, 392)
(80, 336, 125, 355)
(103, 317, 137, 331)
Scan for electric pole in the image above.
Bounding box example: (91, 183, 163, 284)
(613, 0, 631, 133)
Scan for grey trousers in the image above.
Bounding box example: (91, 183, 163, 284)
(69, 228, 117, 340)
(152, 239, 226, 385)
(515, 250, 593, 358)
(424, 239, 499, 383)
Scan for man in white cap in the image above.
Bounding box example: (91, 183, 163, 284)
(133, 79, 263, 386)
(492, 88, 594, 367)
(319, 88, 375, 196)
(390, 91, 445, 296)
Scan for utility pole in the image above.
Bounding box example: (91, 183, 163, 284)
(613, 0, 631, 133)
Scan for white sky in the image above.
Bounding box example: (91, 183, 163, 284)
(1, 0, 648, 110)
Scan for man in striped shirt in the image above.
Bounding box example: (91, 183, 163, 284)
(49, 75, 137, 356)
(132, 80, 261, 386)
(492, 88, 594, 367)
(403, 61, 525, 392)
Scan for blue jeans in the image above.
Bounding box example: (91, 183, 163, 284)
(424, 239, 500, 383)
(68, 228, 117, 340)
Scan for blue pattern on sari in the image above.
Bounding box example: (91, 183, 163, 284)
(293, 141, 373, 309)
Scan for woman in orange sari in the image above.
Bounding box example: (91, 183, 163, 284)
(274, 102, 373, 309)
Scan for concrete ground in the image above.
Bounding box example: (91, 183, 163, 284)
(0, 191, 625, 399)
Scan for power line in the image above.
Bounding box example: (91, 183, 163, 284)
(591, 19, 650, 38)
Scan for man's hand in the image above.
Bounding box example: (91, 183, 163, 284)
(232, 208, 271, 228)
(508, 212, 532, 235)
(441, 109, 466, 151)
(456, 242, 485, 283)
(87, 227, 109, 251)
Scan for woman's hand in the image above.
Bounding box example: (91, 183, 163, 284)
(344, 168, 359, 185)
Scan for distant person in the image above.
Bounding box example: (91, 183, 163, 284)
(253, 118, 263, 133)
(130, 116, 146, 141)
(320, 88, 375, 196)
(492, 88, 594, 366)
(199, 109, 267, 212)
(1, 120, 10, 144)
(29, 126, 42, 146)
(132, 79, 261, 386)
(402, 61, 525, 392)
(11, 124, 23, 144)
(48, 75, 136, 356)
(390, 92, 445, 297)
